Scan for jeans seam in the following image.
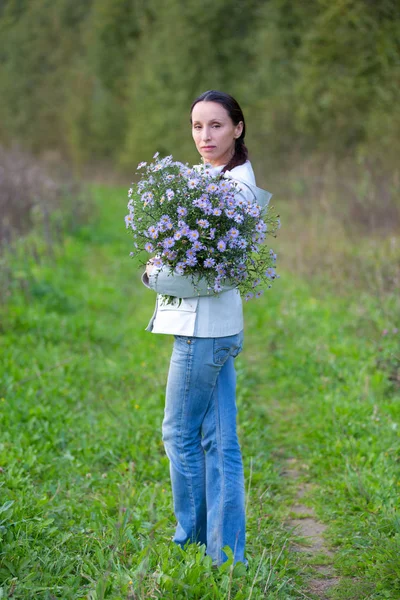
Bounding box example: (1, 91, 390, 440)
(178, 338, 197, 541)
(213, 377, 225, 565)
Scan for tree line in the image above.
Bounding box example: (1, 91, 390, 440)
(0, 0, 399, 172)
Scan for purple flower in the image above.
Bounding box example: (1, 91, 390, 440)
(188, 230, 200, 242)
(192, 240, 203, 252)
(237, 238, 247, 249)
(175, 262, 185, 275)
(212, 207, 222, 216)
(225, 209, 235, 219)
(269, 249, 277, 261)
(180, 166, 195, 178)
(193, 197, 203, 208)
(124, 214, 133, 228)
(196, 218, 210, 229)
(174, 230, 183, 240)
(245, 292, 254, 302)
(233, 213, 244, 224)
(256, 220, 267, 232)
(256, 290, 264, 298)
(166, 189, 175, 200)
(249, 206, 261, 218)
(207, 183, 218, 193)
(178, 206, 188, 217)
(188, 178, 200, 189)
(144, 242, 154, 253)
(204, 258, 215, 268)
(215, 264, 226, 276)
(265, 267, 276, 279)
(252, 278, 261, 288)
(142, 191, 154, 205)
(180, 224, 190, 236)
(137, 161, 147, 169)
(160, 155, 173, 167)
(227, 227, 239, 239)
(217, 240, 226, 252)
(148, 225, 159, 239)
(163, 237, 175, 249)
(186, 256, 197, 266)
(209, 228, 216, 240)
(163, 250, 177, 260)
(214, 282, 222, 293)
(153, 256, 163, 268)
(193, 196, 213, 214)
(186, 248, 197, 259)
(219, 180, 231, 192)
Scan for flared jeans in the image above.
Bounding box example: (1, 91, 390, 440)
(162, 331, 246, 565)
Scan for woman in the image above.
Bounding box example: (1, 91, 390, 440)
(142, 90, 269, 566)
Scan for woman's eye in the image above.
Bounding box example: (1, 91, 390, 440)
(212, 124, 221, 128)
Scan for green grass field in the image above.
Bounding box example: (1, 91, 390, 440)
(1, 186, 399, 599)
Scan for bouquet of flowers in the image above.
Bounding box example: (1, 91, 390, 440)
(125, 153, 279, 300)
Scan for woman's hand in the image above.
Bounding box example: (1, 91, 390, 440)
(146, 259, 155, 277)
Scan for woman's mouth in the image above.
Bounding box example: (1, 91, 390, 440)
(202, 146, 216, 151)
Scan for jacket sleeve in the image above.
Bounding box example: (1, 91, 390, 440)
(142, 267, 236, 298)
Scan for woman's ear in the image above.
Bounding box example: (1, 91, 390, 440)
(234, 121, 244, 139)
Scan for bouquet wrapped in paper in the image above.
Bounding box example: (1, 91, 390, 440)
(125, 153, 279, 300)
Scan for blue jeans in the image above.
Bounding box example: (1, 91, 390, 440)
(162, 331, 246, 565)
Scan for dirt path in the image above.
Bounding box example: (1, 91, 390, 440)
(284, 458, 340, 599)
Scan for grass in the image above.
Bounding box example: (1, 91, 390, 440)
(0, 185, 399, 599)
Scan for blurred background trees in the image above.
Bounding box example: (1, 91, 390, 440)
(1, 0, 399, 174)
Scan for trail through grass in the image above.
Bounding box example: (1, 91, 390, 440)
(1, 186, 399, 599)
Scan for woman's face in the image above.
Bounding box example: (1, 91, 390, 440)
(191, 101, 243, 168)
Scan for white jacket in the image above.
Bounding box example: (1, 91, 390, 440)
(142, 161, 271, 337)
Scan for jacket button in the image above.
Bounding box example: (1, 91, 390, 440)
(187, 340, 191, 344)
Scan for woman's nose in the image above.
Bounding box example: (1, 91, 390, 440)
(201, 127, 211, 141)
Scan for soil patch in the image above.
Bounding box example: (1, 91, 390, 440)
(284, 458, 339, 599)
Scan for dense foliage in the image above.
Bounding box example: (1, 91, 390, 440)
(0, 0, 399, 170)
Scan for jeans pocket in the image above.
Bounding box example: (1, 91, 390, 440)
(213, 332, 243, 365)
(213, 343, 232, 366)
(230, 330, 244, 358)
(231, 342, 243, 358)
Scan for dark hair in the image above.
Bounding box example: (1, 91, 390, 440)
(190, 90, 248, 173)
